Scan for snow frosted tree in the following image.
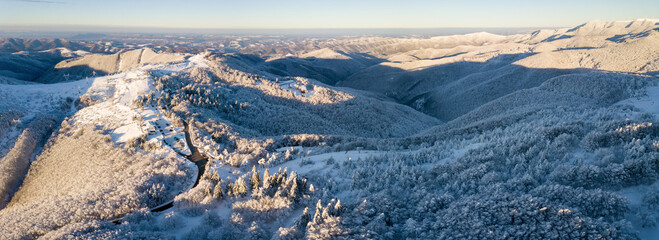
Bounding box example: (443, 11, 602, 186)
(147, 183, 167, 206)
(263, 168, 271, 189)
(232, 178, 247, 197)
(306, 199, 346, 239)
(250, 166, 261, 191)
(204, 185, 212, 197)
(213, 181, 223, 199)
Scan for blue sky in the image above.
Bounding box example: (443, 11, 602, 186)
(0, 0, 658, 29)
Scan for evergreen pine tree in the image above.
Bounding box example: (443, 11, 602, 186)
(205, 185, 212, 197)
(296, 207, 311, 230)
(233, 178, 247, 197)
(333, 200, 343, 216)
(213, 181, 223, 199)
(312, 200, 323, 224)
(250, 166, 261, 191)
(263, 168, 271, 189)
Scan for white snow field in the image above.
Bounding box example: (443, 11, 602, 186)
(0, 19, 658, 239)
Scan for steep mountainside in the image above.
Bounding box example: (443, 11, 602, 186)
(335, 19, 659, 121)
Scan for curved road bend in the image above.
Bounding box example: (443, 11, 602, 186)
(113, 120, 208, 223)
(151, 120, 208, 212)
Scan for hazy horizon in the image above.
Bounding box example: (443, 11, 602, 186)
(1, 0, 657, 30)
(0, 25, 548, 38)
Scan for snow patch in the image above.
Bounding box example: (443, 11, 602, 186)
(277, 79, 314, 97)
(616, 85, 659, 118)
(111, 123, 143, 143)
(276, 150, 386, 176)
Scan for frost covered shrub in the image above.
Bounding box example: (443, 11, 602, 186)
(188, 119, 272, 167)
(275, 226, 305, 240)
(550, 119, 659, 191)
(161, 212, 185, 230)
(164, 166, 312, 237)
(171, 211, 225, 240)
(126, 133, 148, 149)
(174, 184, 211, 217)
(618, 157, 659, 187)
(35, 220, 170, 240)
(541, 121, 586, 140)
(38, 221, 101, 239)
(121, 208, 159, 231)
(232, 196, 293, 219)
(74, 94, 102, 108)
(549, 165, 607, 189)
(415, 193, 454, 214)
(277, 134, 335, 148)
(639, 211, 657, 229)
(143, 183, 167, 207)
(201, 210, 223, 228)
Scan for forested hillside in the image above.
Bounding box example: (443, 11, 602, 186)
(0, 19, 657, 239)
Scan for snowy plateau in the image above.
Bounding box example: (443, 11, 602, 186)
(0, 19, 658, 239)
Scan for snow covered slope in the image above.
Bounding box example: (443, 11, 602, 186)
(0, 52, 209, 239)
(337, 19, 659, 121)
(0, 20, 658, 239)
(0, 47, 440, 238)
(34, 47, 189, 83)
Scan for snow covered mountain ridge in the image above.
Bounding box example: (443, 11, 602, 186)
(0, 19, 658, 239)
